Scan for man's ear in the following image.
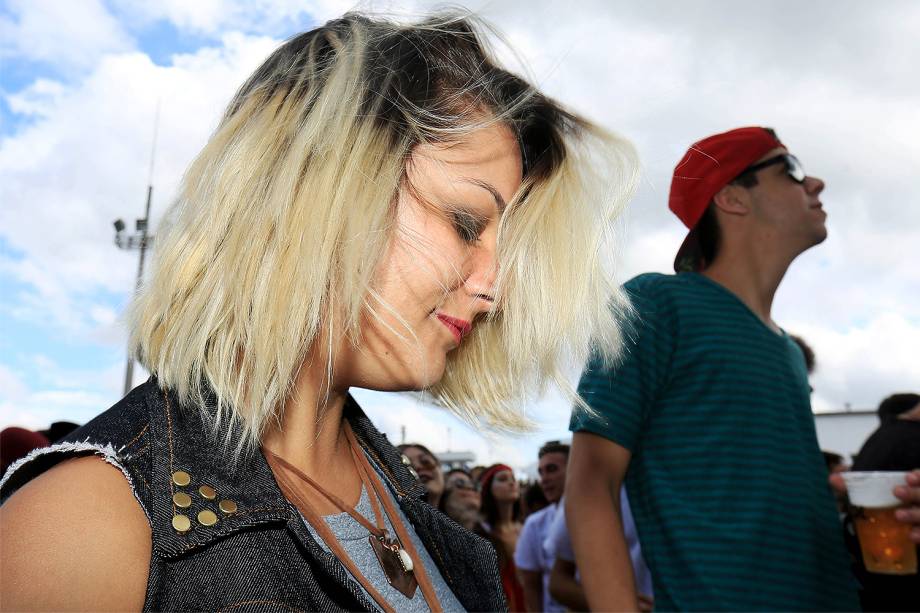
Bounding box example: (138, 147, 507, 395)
(712, 184, 750, 217)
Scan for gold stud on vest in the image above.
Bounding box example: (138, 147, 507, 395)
(173, 492, 192, 508)
(171, 471, 191, 487)
(172, 514, 191, 533)
(197, 509, 218, 526)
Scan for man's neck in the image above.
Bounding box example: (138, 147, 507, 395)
(701, 246, 795, 333)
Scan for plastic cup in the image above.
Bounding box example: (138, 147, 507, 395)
(841, 471, 917, 575)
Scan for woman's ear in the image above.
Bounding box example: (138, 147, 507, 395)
(712, 184, 750, 218)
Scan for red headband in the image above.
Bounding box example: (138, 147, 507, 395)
(479, 463, 513, 488)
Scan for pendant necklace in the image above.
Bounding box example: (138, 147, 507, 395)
(264, 425, 443, 613)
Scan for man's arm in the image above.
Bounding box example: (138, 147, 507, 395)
(566, 431, 637, 611)
(548, 557, 588, 611)
(518, 568, 543, 612)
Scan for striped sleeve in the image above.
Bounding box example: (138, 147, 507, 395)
(569, 275, 676, 452)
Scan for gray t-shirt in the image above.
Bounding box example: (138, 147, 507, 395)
(303, 465, 464, 612)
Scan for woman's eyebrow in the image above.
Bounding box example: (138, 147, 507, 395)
(461, 177, 506, 213)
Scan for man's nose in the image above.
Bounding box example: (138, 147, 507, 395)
(805, 175, 825, 196)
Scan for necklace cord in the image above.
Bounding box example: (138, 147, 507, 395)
(266, 454, 397, 613)
(263, 425, 444, 613)
(345, 426, 444, 613)
(264, 448, 386, 538)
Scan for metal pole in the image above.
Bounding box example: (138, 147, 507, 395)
(123, 102, 160, 395)
(122, 184, 153, 395)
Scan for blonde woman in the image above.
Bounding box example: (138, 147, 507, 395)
(0, 11, 636, 612)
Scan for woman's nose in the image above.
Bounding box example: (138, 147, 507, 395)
(463, 242, 498, 313)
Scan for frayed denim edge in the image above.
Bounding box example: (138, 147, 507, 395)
(0, 440, 151, 524)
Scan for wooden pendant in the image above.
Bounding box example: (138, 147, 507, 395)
(369, 534, 418, 599)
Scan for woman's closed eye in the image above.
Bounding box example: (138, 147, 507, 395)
(449, 209, 488, 244)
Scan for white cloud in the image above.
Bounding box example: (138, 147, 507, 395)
(792, 313, 920, 412)
(0, 0, 133, 71)
(0, 364, 29, 403)
(5, 79, 68, 118)
(0, 391, 114, 431)
(0, 356, 124, 430)
(0, 34, 280, 338)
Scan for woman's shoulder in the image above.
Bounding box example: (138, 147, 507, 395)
(0, 382, 158, 610)
(0, 454, 151, 611)
(1, 380, 157, 506)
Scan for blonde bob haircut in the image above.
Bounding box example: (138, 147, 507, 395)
(131, 11, 638, 451)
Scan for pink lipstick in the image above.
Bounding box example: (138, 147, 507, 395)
(436, 314, 472, 344)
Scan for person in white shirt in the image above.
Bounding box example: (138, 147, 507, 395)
(546, 490, 654, 611)
(514, 441, 569, 612)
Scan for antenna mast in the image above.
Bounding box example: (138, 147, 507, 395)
(114, 101, 160, 394)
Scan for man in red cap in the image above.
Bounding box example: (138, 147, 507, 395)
(565, 127, 863, 610)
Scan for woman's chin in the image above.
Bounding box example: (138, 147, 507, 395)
(370, 367, 446, 393)
(405, 355, 448, 389)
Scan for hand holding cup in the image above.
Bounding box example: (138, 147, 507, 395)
(838, 471, 918, 575)
(832, 469, 920, 544)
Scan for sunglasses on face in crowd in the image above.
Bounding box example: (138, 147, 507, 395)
(738, 153, 806, 184)
(450, 479, 479, 492)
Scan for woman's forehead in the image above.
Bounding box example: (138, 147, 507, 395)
(409, 123, 522, 205)
(405, 446, 433, 460)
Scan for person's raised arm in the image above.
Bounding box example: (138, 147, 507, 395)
(566, 431, 636, 612)
(0, 456, 151, 612)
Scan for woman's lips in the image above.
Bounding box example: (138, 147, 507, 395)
(436, 314, 472, 344)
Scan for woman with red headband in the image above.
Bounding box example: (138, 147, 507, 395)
(478, 463, 525, 611)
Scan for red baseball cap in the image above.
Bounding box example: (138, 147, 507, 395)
(669, 127, 784, 272)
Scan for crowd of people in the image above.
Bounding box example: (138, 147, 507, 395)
(0, 8, 918, 612)
(389, 390, 920, 612)
(394, 441, 610, 612)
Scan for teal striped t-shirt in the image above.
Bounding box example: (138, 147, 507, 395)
(570, 272, 859, 611)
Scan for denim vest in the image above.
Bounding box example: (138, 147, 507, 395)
(0, 379, 505, 612)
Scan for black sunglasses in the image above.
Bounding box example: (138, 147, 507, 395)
(737, 153, 806, 184)
(450, 479, 479, 492)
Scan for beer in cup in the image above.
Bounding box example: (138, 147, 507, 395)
(841, 471, 917, 575)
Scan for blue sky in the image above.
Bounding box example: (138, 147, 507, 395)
(2, 0, 918, 469)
